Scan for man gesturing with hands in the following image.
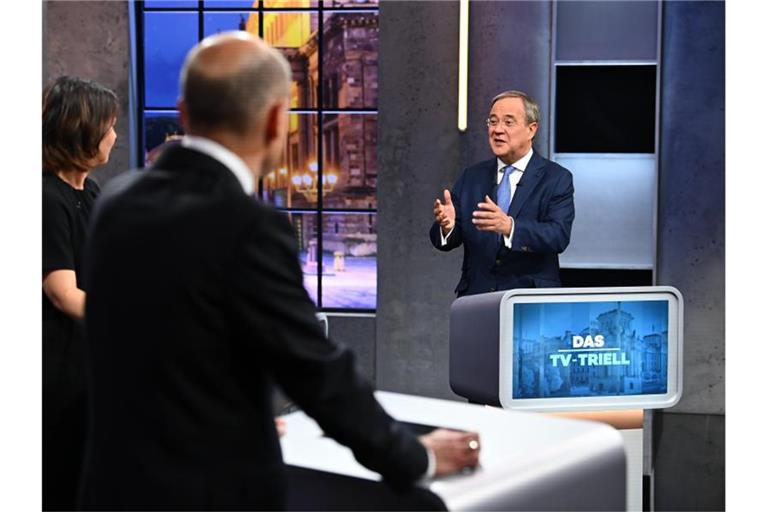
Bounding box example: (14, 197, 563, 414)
(430, 91, 575, 296)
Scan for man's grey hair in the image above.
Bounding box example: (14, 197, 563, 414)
(490, 90, 540, 125)
(179, 33, 291, 134)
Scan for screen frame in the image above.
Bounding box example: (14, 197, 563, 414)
(498, 286, 683, 412)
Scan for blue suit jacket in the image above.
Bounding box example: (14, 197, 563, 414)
(430, 151, 575, 296)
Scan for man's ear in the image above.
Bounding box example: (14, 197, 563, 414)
(527, 121, 539, 141)
(177, 99, 191, 133)
(263, 99, 288, 146)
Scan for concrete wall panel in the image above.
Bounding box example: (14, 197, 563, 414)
(43, 1, 132, 186)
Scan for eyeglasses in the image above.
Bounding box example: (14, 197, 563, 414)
(486, 117, 518, 129)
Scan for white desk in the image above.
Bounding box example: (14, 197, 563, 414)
(280, 391, 626, 511)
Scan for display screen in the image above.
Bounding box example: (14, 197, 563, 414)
(512, 300, 669, 399)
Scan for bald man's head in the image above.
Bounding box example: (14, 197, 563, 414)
(179, 32, 291, 135)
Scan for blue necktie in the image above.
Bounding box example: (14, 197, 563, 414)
(497, 165, 516, 214)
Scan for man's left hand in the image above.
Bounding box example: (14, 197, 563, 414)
(472, 195, 513, 236)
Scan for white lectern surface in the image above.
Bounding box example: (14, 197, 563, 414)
(281, 391, 626, 511)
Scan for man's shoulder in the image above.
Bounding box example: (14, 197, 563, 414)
(466, 158, 497, 173)
(246, 200, 294, 237)
(97, 169, 146, 206)
(532, 152, 573, 179)
(242, 196, 289, 223)
(93, 166, 288, 228)
(458, 159, 496, 184)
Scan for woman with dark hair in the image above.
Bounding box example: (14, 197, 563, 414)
(42, 75, 118, 510)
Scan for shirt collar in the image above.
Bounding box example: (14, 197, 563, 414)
(181, 135, 255, 195)
(497, 147, 534, 173)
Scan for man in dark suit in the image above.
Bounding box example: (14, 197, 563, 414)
(81, 32, 479, 510)
(430, 91, 575, 296)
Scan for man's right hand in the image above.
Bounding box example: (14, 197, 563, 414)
(433, 189, 456, 236)
(419, 428, 480, 476)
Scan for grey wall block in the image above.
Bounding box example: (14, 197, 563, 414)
(658, 1, 725, 415)
(653, 412, 724, 511)
(43, 1, 132, 187)
(556, 0, 658, 62)
(328, 315, 376, 382)
(377, 0, 463, 399)
(465, 1, 553, 163)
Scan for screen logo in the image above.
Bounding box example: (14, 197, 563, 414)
(513, 301, 669, 399)
(550, 335, 631, 368)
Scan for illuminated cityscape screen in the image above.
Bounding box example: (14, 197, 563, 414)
(140, 1, 380, 309)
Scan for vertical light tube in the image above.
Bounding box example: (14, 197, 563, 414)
(458, 0, 469, 132)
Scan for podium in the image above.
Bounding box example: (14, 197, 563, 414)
(280, 391, 626, 511)
(448, 286, 684, 510)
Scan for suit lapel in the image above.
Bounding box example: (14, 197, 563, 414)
(507, 151, 546, 218)
(480, 159, 497, 201)
(481, 160, 501, 251)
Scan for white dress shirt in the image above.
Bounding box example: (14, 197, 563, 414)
(441, 147, 533, 248)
